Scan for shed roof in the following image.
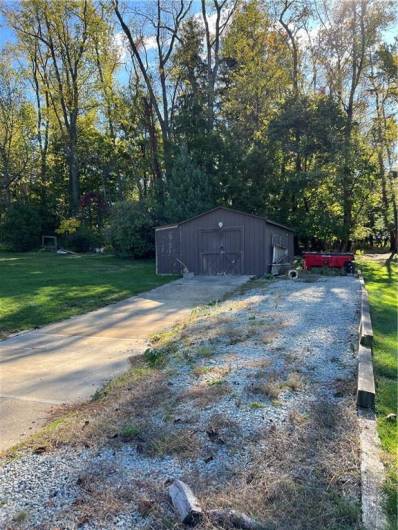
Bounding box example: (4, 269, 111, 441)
(155, 206, 294, 232)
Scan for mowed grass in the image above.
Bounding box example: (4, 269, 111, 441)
(358, 255, 397, 527)
(0, 252, 177, 338)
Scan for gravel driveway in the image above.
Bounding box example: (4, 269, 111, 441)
(0, 275, 361, 530)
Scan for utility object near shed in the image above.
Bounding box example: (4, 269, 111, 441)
(155, 206, 294, 276)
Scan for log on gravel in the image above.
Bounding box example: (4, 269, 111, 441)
(208, 508, 268, 530)
(168, 479, 203, 525)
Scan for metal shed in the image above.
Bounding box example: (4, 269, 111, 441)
(155, 206, 294, 276)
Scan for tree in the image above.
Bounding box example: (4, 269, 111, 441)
(315, 0, 395, 248)
(0, 58, 35, 206)
(6, 0, 105, 214)
(113, 0, 192, 199)
(200, 0, 239, 128)
(367, 43, 398, 251)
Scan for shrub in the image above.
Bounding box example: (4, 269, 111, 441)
(0, 201, 42, 251)
(56, 218, 103, 252)
(66, 225, 102, 253)
(106, 201, 153, 258)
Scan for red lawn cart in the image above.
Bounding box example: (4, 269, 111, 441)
(303, 252, 355, 274)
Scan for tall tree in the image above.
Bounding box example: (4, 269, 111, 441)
(6, 0, 103, 214)
(113, 0, 192, 205)
(368, 43, 398, 251)
(201, 0, 239, 128)
(0, 58, 35, 206)
(316, 0, 394, 248)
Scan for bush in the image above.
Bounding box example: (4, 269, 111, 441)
(106, 201, 153, 258)
(0, 201, 42, 251)
(66, 225, 102, 253)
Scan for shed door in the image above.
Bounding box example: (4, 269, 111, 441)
(199, 227, 243, 274)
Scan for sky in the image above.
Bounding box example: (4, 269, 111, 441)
(0, 13, 15, 49)
(0, 2, 396, 81)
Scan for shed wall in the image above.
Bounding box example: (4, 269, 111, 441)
(155, 226, 181, 274)
(155, 208, 294, 276)
(179, 209, 266, 275)
(265, 223, 294, 272)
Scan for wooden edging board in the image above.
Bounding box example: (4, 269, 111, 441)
(356, 271, 375, 409)
(356, 270, 386, 530)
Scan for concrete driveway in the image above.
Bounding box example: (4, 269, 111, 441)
(0, 276, 249, 451)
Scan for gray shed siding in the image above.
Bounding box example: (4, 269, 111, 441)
(265, 223, 294, 268)
(155, 207, 294, 276)
(155, 226, 181, 274)
(180, 209, 266, 276)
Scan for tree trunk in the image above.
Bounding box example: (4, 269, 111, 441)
(67, 123, 80, 215)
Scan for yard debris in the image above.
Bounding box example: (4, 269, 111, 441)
(168, 480, 267, 529)
(168, 479, 203, 525)
(208, 508, 267, 530)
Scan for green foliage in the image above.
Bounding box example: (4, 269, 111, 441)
(144, 347, 168, 368)
(165, 147, 215, 222)
(1, 0, 396, 253)
(65, 225, 102, 253)
(56, 218, 81, 236)
(120, 424, 140, 440)
(106, 201, 153, 258)
(0, 201, 42, 251)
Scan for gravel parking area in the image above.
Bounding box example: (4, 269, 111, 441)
(0, 275, 362, 529)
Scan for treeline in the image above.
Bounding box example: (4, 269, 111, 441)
(0, 0, 397, 255)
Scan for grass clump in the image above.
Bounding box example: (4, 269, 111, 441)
(250, 402, 265, 409)
(285, 372, 303, 391)
(13, 511, 28, 524)
(192, 365, 212, 377)
(208, 379, 224, 386)
(252, 381, 281, 399)
(197, 344, 213, 358)
(147, 429, 198, 458)
(120, 424, 140, 441)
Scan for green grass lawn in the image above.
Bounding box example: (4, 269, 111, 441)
(358, 255, 397, 528)
(0, 252, 177, 338)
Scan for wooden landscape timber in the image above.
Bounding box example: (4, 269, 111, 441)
(360, 288, 374, 348)
(356, 272, 376, 409)
(357, 345, 376, 409)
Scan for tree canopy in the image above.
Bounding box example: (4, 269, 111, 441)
(0, 0, 397, 253)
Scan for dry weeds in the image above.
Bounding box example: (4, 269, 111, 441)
(145, 428, 200, 458)
(285, 371, 304, 391)
(178, 381, 231, 407)
(192, 398, 361, 530)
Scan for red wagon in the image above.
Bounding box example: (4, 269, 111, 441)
(303, 252, 355, 273)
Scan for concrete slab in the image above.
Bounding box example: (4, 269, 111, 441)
(0, 397, 51, 451)
(358, 408, 387, 530)
(0, 275, 250, 451)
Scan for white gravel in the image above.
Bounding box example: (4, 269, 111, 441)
(0, 275, 361, 529)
